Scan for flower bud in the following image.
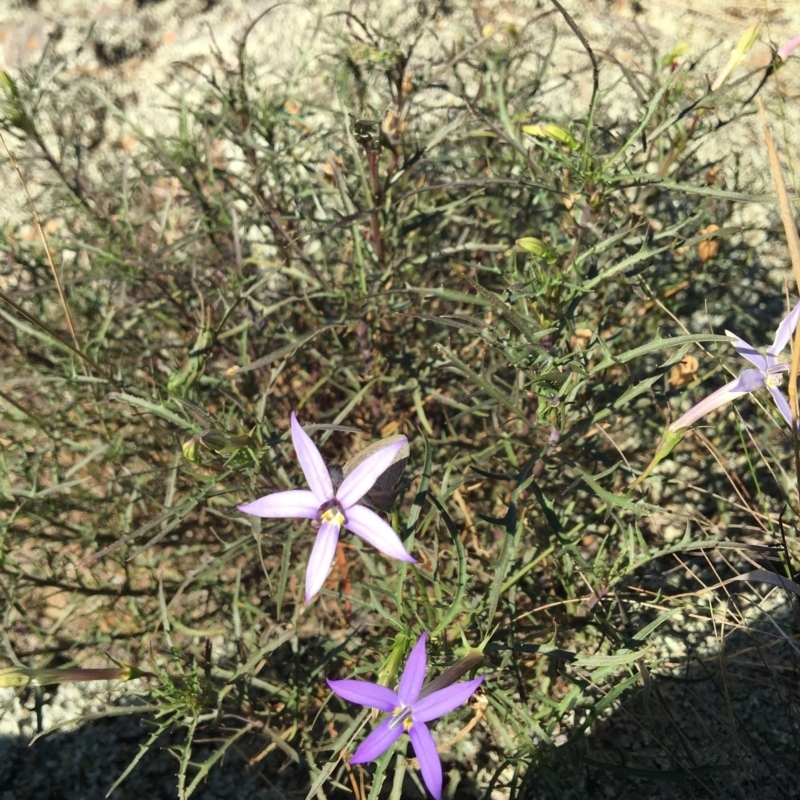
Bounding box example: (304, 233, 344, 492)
(416, 648, 485, 701)
(199, 428, 251, 453)
(199, 428, 230, 451)
(521, 123, 580, 150)
(516, 237, 557, 264)
(181, 436, 201, 464)
(711, 23, 759, 91)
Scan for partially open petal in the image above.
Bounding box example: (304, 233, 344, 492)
(344, 504, 416, 562)
(326, 679, 399, 712)
(397, 632, 427, 706)
(413, 676, 484, 723)
(336, 438, 407, 509)
(408, 722, 443, 800)
(305, 519, 340, 603)
(768, 385, 796, 428)
(669, 370, 764, 432)
(238, 490, 319, 519)
(350, 717, 404, 764)
(725, 330, 767, 371)
(290, 412, 334, 503)
(768, 299, 800, 360)
(779, 34, 800, 61)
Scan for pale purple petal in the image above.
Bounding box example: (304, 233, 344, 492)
(326, 679, 399, 712)
(350, 717, 404, 764)
(344, 504, 416, 562)
(668, 371, 764, 432)
(768, 385, 796, 428)
(238, 490, 319, 519)
(767, 300, 800, 362)
(408, 722, 443, 800)
(725, 330, 767, 371)
(397, 632, 428, 706)
(412, 677, 484, 723)
(778, 34, 800, 61)
(733, 368, 767, 392)
(305, 519, 340, 603)
(336, 438, 407, 509)
(290, 412, 334, 503)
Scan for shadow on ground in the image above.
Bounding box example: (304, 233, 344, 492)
(2, 589, 798, 800)
(0, 710, 302, 799)
(528, 589, 800, 800)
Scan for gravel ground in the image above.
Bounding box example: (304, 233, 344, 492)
(1, 1, 800, 798)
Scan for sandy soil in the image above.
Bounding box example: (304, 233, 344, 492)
(0, 1, 797, 227)
(1, 1, 799, 798)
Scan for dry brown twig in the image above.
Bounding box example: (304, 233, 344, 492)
(758, 98, 800, 497)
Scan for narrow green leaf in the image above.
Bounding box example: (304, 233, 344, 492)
(572, 648, 648, 668)
(429, 493, 468, 638)
(435, 343, 533, 424)
(305, 709, 370, 800)
(632, 607, 682, 642)
(590, 334, 729, 373)
(629, 428, 685, 488)
(459, 271, 546, 348)
(577, 468, 661, 517)
(233, 325, 341, 374)
(485, 522, 516, 636)
(107, 392, 202, 434)
(581, 242, 673, 291)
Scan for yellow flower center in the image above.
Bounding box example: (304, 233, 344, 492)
(766, 362, 791, 388)
(765, 371, 785, 389)
(389, 704, 413, 729)
(320, 507, 345, 526)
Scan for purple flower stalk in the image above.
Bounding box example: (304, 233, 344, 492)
(327, 632, 484, 800)
(238, 412, 415, 603)
(669, 300, 800, 432)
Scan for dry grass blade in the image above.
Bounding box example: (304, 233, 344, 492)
(0, 130, 79, 349)
(758, 98, 800, 494)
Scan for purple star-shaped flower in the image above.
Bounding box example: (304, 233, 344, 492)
(669, 300, 800, 432)
(238, 412, 415, 603)
(327, 632, 484, 800)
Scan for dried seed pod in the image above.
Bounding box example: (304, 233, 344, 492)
(698, 224, 720, 263)
(669, 355, 699, 388)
